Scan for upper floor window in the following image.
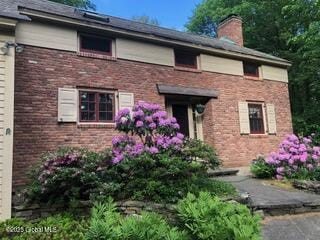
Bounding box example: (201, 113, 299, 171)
(175, 50, 198, 69)
(248, 103, 265, 134)
(243, 62, 260, 77)
(79, 91, 114, 122)
(79, 34, 112, 55)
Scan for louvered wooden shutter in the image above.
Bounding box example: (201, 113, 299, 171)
(266, 103, 277, 134)
(118, 92, 134, 112)
(58, 88, 77, 122)
(238, 101, 250, 134)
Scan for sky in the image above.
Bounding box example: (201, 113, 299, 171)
(92, 0, 203, 31)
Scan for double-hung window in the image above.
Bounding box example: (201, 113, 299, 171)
(248, 103, 265, 134)
(79, 91, 114, 122)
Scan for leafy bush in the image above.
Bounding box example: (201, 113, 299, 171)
(250, 134, 320, 180)
(176, 192, 261, 240)
(250, 156, 276, 179)
(0, 214, 88, 240)
(99, 151, 210, 203)
(28, 102, 222, 204)
(112, 101, 185, 163)
(181, 138, 220, 169)
(86, 198, 187, 240)
(293, 117, 320, 146)
(97, 101, 221, 203)
(28, 147, 108, 205)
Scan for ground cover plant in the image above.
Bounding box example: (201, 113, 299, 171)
(86, 197, 187, 240)
(86, 194, 260, 240)
(0, 214, 88, 240)
(251, 134, 320, 180)
(176, 192, 261, 240)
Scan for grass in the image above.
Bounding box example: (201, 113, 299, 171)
(192, 177, 237, 198)
(262, 179, 295, 191)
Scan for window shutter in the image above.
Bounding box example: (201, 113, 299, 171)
(266, 103, 277, 134)
(238, 101, 250, 134)
(118, 92, 134, 112)
(58, 88, 78, 122)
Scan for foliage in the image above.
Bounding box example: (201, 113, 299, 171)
(251, 134, 320, 180)
(0, 214, 88, 240)
(112, 101, 184, 164)
(97, 101, 222, 203)
(181, 138, 220, 169)
(86, 198, 187, 240)
(28, 102, 223, 204)
(49, 0, 95, 10)
(97, 151, 226, 203)
(176, 192, 261, 240)
(186, 0, 320, 136)
(132, 15, 160, 26)
(250, 156, 276, 179)
(27, 147, 108, 205)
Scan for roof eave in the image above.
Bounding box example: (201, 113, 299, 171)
(0, 11, 30, 21)
(18, 7, 291, 67)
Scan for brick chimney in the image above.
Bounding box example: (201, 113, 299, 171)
(217, 14, 243, 46)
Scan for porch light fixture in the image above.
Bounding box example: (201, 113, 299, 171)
(0, 41, 24, 55)
(195, 104, 205, 115)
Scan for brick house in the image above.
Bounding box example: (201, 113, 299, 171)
(0, 0, 292, 219)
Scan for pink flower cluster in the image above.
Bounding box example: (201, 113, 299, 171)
(112, 101, 184, 164)
(38, 153, 81, 184)
(266, 134, 320, 180)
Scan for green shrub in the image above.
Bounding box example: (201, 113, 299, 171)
(27, 147, 109, 205)
(250, 156, 276, 179)
(28, 146, 226, 205)
(176, 192, 261, 240)
(98, 151, 230, 203)
(98, 151, 209, 203)
(0, 214, 88, 240)
(181, 139, 221, 170)
(86, 198, 187, 240)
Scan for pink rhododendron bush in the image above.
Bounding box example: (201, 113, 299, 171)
(28, 102, 223, 205)
(251, 134, 320, 180)
(112, 101, 184, 164)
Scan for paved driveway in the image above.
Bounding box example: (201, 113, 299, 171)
(263, 213, 320, 240)
(218, 175, 320, 239)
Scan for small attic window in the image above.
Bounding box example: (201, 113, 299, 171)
(80, 34, 112, 55)
(243, 62, 260, 77)
(175, 50, 198, 69)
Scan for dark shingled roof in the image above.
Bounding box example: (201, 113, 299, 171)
(0, 0, 290, 64)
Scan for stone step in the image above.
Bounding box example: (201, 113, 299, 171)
(250, 200, 320, 217)
(207, 168, 239, 177)
(218, 176, 320, 217)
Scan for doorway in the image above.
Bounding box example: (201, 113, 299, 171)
(172, 104, 189, 137)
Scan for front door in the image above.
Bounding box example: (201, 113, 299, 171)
(172, 104, 189, 137)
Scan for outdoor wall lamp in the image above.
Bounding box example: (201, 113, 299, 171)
(0, 41, 24, 55)
(195, 104, 205, 115)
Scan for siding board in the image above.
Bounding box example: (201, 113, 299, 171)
(16, 22, 77, 52)
(200, 54, 243, 76)
(116, 38, 174, 66)
(0, 33, 14, 220)
(262, 65, 288, 82)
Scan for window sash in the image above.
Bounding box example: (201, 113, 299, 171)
(243, 62, 259, 77)
(248, 104, 265, 134)
(79, 91, 115, 122)
(174, 50, 198, 69)
(79, 34, 112, 56)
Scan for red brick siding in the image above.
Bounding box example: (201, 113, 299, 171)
(13, 46, 292, 187)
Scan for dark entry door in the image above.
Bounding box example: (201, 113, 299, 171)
(172, 104, 189, 137)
